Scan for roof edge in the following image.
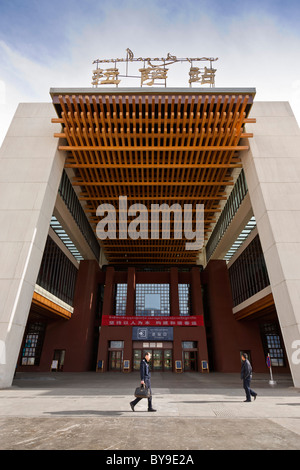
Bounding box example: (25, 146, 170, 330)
(50, 87, 256, 97)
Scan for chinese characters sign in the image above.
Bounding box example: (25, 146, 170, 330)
(132, 327, 173, 341)
(92, 48, 218, 88)
(101, 315, 204, 327)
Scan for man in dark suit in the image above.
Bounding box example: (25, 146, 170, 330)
(130, 352, 156, 412)
(241, 353, 257, 402)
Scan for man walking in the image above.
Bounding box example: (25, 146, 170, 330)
(130, 352, 156, 412)
(241, 353, 257, 402)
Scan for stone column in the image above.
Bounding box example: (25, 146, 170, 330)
(0, 103, 66, 388)
(242, 101, 300, 387)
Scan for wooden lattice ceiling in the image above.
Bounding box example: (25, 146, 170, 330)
(51, 88, 255, 265)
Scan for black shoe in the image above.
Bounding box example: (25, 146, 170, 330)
(253, 394, 257, 401)
(244, 400, 251, 402)
(130, 402, 135, 411)
(148, 408, 156, 412)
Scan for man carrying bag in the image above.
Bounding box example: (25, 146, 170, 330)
(130, 352, 156, 412)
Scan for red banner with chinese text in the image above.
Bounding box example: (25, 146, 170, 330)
(101, 315, 204, 327)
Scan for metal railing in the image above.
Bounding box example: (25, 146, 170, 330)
(206, 170, 248, 261)
(228, 234, 270, 307)
(58, 170, 100, 260)
(36, 235, 78, 306)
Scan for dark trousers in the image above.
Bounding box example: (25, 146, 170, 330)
(243, 377, 256, 401)
(132, 378, 152, 409)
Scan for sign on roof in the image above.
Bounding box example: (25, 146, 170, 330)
(92, 48, 218, 88)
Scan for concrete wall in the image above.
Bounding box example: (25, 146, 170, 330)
(0, 103, 65, 388)
(242, 101, 300, 387)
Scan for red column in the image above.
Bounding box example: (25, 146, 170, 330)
(202, 260, 241, 372)
(102, 266, 115, 315)
(191, 266, 204, 316)
(126, 267, 136, 315)
(170, 267, 180, 316)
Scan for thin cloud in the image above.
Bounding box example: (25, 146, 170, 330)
(1, 1, 300, 145)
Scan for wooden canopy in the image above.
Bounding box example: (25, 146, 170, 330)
(51, 88, 255, 265)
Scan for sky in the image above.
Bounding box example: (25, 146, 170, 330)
(1, 0, 300, 145)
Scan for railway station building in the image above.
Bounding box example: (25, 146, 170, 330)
(1, 86, 300, 388)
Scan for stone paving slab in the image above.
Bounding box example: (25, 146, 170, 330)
(0, 371, 299, 451)
(0, 416, 299, 451)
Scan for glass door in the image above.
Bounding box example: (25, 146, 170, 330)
(153, 350, 163, 370)
(183, 351, 197, 371)
(163, 349, 172, 371)
(142, 349, 153, 370)
(139, 348, 173, 371)
(133, 350, 142, 370)
(52, 349, 65, 371)
(109, 350, 123, 371)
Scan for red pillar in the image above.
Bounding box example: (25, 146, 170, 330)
(191, 266, 204, 316)
(202, 260, 241, 372)
(102, 266, 115, 315)
(170, 267, 180, 316)
(126, 267, 136, 315)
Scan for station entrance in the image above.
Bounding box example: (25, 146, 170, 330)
(133, 348, 173, 372)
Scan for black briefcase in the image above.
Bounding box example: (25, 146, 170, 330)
(134, 384, 151, 398)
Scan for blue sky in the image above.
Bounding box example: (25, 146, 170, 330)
(1, 0, 300, 144)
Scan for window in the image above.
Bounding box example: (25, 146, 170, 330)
(115, 284, 127, 315)
(50, 216, 83, 261)
(182, 341, 197, 349)
(260, 323, 284, 367)
(109, 341, 124, 349)
(224, 216, 256, 262)
(178, 283, 191, 315)
(21, 322, 46, 366)
(135, 284, 170, 316)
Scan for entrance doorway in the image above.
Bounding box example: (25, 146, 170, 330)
(109, 350, 123, 371)
(182, 341, 198, 371)
(52, 349, 66, 371)
(183, 350, 197, 371)
(133, 348, 172, 371)
(108, 340, 124, 371)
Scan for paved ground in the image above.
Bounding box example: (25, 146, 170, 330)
(0, 371, 299, 452)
